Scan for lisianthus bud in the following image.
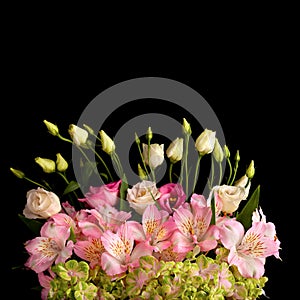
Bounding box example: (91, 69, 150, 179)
(235, 151, 241, 163)
(99, 130, 115, 155)
(138, 163, 148, 180)
(223, 145, 230, 159)
(142, 143, 164, 169)
(146, 127, 153, 141)
(56, 153, 68, 172)
(213, 138, 224, 163)
(35, 157, 56, 173)
(10, 167, 25, 179)
(69, 124, 89, 147)
(83, 124, 95, 135)
(135, 133, 140, 145)
(43, 120, 59, 136)
(182, 118, 192, 135)
(246, 160, 255, 179)
(166, 137, 183, 163)
(195, 129, 216, 156)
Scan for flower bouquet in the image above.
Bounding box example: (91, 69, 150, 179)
(10, 117, 281, 300)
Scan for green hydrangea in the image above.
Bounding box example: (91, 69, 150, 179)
(47, 253, 268, 299)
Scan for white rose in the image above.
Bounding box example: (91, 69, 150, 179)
(142, 143, 164, 169)
(23, 187, 62, 219)
(126, 180, 161, 215)
(215, 184, 248, 214)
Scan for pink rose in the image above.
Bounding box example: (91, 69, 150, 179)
(157, 183, 186, 214)
(79, 180, 122, 208)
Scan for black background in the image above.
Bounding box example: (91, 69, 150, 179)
(2, 21, 292, 299)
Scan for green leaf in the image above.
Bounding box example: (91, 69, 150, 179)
(236, 185, 260, 230)
(63, 180, 80, 195)
(18, 214, 44, 234)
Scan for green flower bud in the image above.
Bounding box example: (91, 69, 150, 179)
(246, 160, 255, 179)
(182, 118, 192, 135)
(213, 137, 224, 162)
(234, 150, 240, 162)
(137, 163, 148, 180)
(146, 126, 153, 141)
(10, 167, 25, 179)
(43, 120, 59, 136)
(223, 145, 230, 159)
(99, 130, 115, 155)
(35, 157, 56, 173)
(135, 132, 140, 145)
(83, 124, 95, 135)
(56, 153, 68, 172)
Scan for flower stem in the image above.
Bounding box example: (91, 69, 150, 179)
(77, 146, 104, 185)
(192, 154, 202, 193)
(169, 163, 174, 183)
(226, 157, 233, 185)
(218, 161, 223, 185)
(229, 160, 239, 186)
(136, 141, 151, 180)
(209, 156, 215, 189)
(24, 177, 48, 189)
(184, 134, 190, 196)
(57, 134, 73, 144)
(89, 145, 114, 182)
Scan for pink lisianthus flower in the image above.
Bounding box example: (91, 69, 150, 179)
(157, 183, 186, 214)
(24, 220, 74, 273)
(218, 209, 281, 278)
(78, 180, 122, 208)
(100, 222, 153, 277)
(172, 197, 219, 255)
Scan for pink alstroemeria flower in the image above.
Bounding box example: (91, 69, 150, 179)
(172, 198, 219, 255)
(218, 208, 281, 278)
(157, 183, 186, 214)
(74, 237, 106, 268)
(24, 220, 74, 273)
(101, 222, 152, 277)
(38, 271, 56, 300)
(78, 180, 122, 208)
(130, 204, 177, 253)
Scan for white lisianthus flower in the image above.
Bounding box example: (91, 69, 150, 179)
(68, 124, 89, 147)
(23, 187, 62, 219)
(195, 128, 216, 156)
(166, 137, 183, 164)
(234, 174, 251, 198)
(142, 143, 164, 169)
(214, 184, 248, 214)
(126, 180, 161, 215)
